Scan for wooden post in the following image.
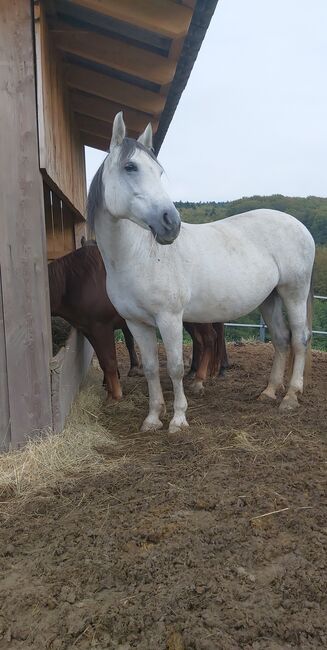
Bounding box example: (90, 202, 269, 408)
(0, 271, 11, 451)
(0, 0, 52, 447)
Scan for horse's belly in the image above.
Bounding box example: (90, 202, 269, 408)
(183, 273, 278, 323)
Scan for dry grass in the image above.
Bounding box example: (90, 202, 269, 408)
(0, 385, 120, 506)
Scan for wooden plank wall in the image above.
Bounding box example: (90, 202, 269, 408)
(34, 3, 87, 218)
(51, 329, 93, 433)
(44, 184, 76, 261)
(0, 0, 52, 448)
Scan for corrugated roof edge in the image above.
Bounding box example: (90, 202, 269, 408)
(153, 0, 219, 153)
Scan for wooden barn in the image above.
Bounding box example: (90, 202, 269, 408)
(0, 0, 218, 450)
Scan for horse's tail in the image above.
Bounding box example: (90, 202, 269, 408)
(209, 327, 220, 377)
(304, 271, 314, 386)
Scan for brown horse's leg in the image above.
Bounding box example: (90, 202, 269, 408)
(121, 323, 143, 376)
(184, 322, 203, 377)
(191, 325, 216, 393)
(90, 324, 123, 400)
(213, 323, 229, 376)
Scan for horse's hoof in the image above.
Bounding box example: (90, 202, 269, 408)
(258, 389, 277, 402)
(190, 381, 204, 396)
(106, 393, 122, 403)
(128, 366, 144, 377)
(141, 418, 163, 432)
(168, 417, 189, 434)
(187, 370, 196, 379)
(279, 395, 299, 412)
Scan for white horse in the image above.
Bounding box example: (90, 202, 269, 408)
(88, 112, 315, 433)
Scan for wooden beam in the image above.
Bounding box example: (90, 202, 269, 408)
(76, 113, 141, 142)
(76, 114, 112, 140)
(52, 21, 176, 85)
(35, 6, 87, 218)
(65, 63, 165, 116)
(66, 0, 193, 38)
(81, 132, 109, 152)
(70, 91, 158, 134)
(0, 0, 52, 446)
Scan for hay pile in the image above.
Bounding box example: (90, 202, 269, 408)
(0, 383, 118, 508)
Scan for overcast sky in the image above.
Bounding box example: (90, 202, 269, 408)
(85, 0, 327, 202)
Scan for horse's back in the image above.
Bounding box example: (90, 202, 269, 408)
(181, 209, 314, 273)
(180, 209, 315, 323)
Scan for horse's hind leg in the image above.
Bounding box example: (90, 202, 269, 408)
(259, 291, 290, 401)
(277, 286, 312, 411)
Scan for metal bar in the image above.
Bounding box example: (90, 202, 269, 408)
(225, 324, 327, 336)
(224, 294, 327, 337)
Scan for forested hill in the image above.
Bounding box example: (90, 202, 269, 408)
(175, 195, 327, 246)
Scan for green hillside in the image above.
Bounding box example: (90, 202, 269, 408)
(176, 196, 327, 349)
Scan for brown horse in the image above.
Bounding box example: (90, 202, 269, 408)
(48, 245, 141, 400)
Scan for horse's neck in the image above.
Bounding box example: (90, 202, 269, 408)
(95, 211, 155, 270)
(48, 261, 65, 312)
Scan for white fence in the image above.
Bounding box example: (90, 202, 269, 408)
(225, 295, 327, 341)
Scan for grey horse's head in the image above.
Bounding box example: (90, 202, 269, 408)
(87, 112, 181, 245)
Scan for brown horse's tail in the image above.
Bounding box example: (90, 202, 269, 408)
(287, 272, 314, 387)
(208, 327, 220, 377)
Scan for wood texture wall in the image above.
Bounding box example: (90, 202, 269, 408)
(44, 184, 76, 261)
(34, 4, 87, 219)
(0, 0, 52, 448)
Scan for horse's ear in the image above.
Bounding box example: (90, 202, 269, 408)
(110, 112, 126, 148)
(138, 123, 153, 149)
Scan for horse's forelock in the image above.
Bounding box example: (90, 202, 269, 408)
(119, 138, 162, 169)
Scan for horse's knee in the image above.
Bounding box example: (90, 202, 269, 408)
(142, 359, 159, 379)
(168, 362, 184, 381)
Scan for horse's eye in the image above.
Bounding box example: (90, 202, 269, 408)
(124, 162, 137, 172)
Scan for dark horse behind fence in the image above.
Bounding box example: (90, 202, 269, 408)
(48, 245, 141, 401)
(48, 243, 229, 400)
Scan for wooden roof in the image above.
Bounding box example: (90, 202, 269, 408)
(45, 0, 218, 152)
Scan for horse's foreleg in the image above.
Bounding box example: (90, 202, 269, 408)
(157, 314, 188, 434)
(195, 325, 217, 391)
(125, 320, 164, 431)
(89, 326, 122, 401)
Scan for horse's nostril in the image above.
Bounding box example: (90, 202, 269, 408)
(163, 211, 171, 226)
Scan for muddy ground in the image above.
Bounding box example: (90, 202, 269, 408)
(0, 343, 326, 650)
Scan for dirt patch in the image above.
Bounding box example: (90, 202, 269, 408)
(0, 343, 326, 650)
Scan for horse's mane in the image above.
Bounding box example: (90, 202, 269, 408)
(87, 159, 106, 236)
(86, 138, 161, 233)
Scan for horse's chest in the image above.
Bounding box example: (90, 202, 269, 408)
(106, 262, 187, 320)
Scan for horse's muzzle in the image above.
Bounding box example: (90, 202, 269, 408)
(150, 208, 181, 245)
